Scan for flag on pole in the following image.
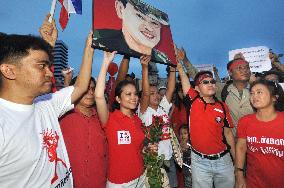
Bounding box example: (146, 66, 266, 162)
(58, 0, 82, 30)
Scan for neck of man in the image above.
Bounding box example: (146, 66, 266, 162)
(0, 84, 36, 105)
(122, 28, 152, 55)
(201, 95, 215, 103)
(256, 106, 277, 122)
(76, 104, 93, 117)
(233, 80, 248, 91)
(149, 104, 159, 111)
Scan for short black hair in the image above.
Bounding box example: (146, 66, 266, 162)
(70, 76, 96, 86)
(193, 71, 213, 85)
(0, 34, 53, 87)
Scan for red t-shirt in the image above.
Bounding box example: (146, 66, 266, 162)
(60, 108, 107, 188)
(187, 87, 234, 154)
(171, 104, 188, 136)
(237, 112, 284, 188)
(105, 110, 145, 184)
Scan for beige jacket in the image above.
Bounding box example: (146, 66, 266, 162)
(216, 83, 254, 136)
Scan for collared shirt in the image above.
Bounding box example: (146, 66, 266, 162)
(220, 83, 254, 136)
(187, 87, 234, 155)
(60, 108, 107, 188)
(105, 110, 144, 184)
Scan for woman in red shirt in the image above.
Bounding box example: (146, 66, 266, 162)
(236, 79, 284, 188)
(95, 51, 155, 187)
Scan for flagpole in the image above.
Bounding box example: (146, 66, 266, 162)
(49, 0, 57, 23)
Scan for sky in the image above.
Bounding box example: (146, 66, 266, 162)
(1, 0, 284, 78)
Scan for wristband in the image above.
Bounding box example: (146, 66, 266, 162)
(235, 167, 244, 172)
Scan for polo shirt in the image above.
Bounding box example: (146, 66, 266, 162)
(105, 110, 145, 184)
(187, 87, 234, 155)
(60, 108, 107, 188)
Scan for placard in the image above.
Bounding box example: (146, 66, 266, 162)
(92, 0, 177, 66)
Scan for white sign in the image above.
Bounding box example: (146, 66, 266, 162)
(194, 64, 215, 77)
(280, 83, 284, 90)
(229, 46, 272, 73)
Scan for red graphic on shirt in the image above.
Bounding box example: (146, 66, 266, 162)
(42, 129, 67, 184)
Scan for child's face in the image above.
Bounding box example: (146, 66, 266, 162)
(179, 128, 189, 141)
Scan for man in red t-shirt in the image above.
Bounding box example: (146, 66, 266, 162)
(177, 63, 235, 188)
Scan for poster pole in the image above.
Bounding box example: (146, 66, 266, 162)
(49, 0, 57, 23)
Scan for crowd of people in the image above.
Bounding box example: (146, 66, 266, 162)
(0, 11, 284, 188)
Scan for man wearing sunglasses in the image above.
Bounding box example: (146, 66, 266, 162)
(177, 64, 235, 188)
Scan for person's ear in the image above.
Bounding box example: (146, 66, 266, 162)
(115, 96, 121, 104)
(228, 70, 233, 77)
(115, 0, 124, 19)
(194, 85, 200, 92)
(0, 64, 17, 80)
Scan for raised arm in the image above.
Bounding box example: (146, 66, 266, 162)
(39, 14, 58, 48)
(177, 62, 191, 96)
(176, 47, 198, 79)
(95, 51, 117, 125)
(165, 66, 176, 102)
(139, 55, 151, 114)
(115, 55, 130, 85)
(71, 32, 94, 103)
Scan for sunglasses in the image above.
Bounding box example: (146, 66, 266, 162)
(201, 80, 216, 85)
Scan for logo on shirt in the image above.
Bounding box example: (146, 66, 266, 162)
(41, 129, 67, 184)
(215, 116, 222, 123)
(214, 108, 223, 113)
(117, 131, 131, 144)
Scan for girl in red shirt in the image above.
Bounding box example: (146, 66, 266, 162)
(95, 52, 155, 187)
(236, 79, 284, 188)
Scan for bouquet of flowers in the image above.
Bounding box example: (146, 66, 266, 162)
(142, 115, 165, 188)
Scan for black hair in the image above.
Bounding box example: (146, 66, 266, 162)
(0, 34, 53, 87)
(250, 79, 284, 111)
(111, 79, 137, 111)
(70, 76, 96, 86)
(173, 83, 183, 110)
(193, 70, 213, 85)
(226, 58, 248, 71)
(117, 0, 127, 7)
(0, 34, 53, 65)
(262, 70, 283, 82)
(178, 124, 189, 136)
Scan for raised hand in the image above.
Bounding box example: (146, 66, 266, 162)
(176, 47, 186, 62)
(176, 62, 183, 72)
(140, 55, 151, 67)
(103, 51, 117, 68)
(39, 14, 58, 47)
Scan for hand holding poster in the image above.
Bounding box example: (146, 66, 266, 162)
(229, 46, 272, 73)
(92, 0, 177, 66)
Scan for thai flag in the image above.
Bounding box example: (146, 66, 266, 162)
(58, 0, 82, 30)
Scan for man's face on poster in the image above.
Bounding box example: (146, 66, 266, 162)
(116, 0, 162, 55)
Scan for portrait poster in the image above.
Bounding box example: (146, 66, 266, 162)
(92, 0, 177, 66)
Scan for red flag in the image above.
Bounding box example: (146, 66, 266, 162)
(58, 0, 82, 30)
